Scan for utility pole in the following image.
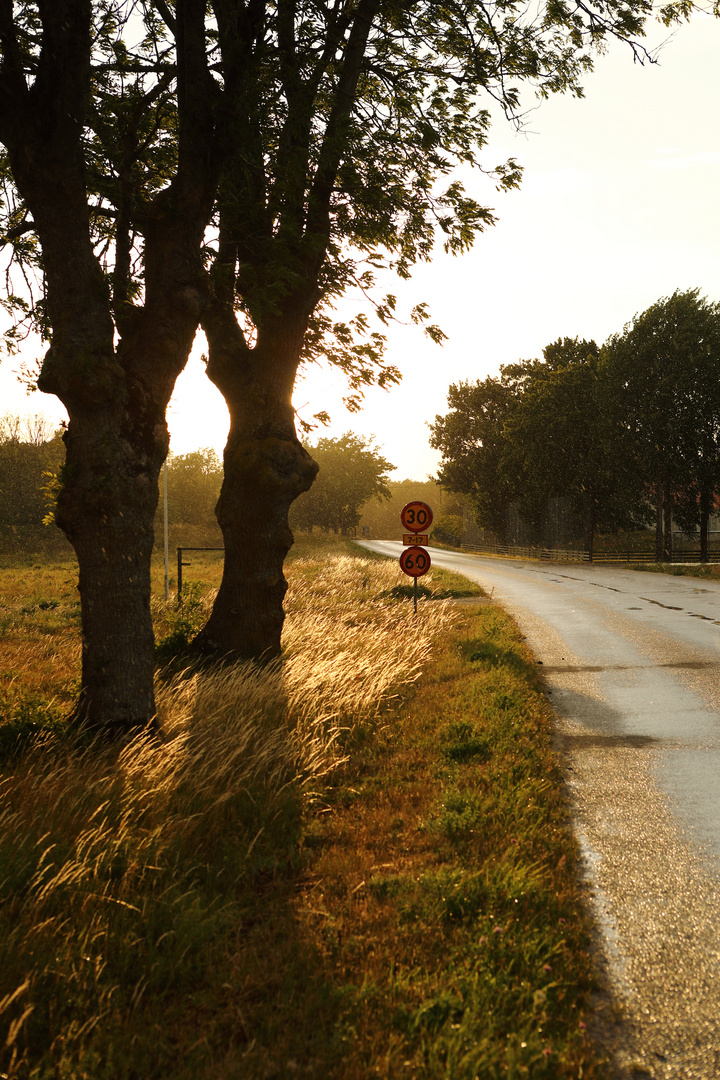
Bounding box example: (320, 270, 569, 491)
(163, 460, 170, 602)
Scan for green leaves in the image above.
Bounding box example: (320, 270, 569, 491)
(433, 293, 720, 554)
(290, 432, 395, 533)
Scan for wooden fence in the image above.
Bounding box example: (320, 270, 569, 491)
(464, 543, 720, 564)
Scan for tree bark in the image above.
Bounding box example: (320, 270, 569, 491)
(0, 0, 216, 735)
(53, 403, 166, 732)
(193, 312, 318, 660)
(43, 302, 203, 733)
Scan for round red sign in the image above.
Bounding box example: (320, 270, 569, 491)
(400, 501, 433, 533)
(399, 547, 431, 578)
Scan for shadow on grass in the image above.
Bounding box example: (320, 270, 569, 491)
(458, 636, 537, 680)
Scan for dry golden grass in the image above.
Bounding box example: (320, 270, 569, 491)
(0, 558, 81, 712)
(0, 553, 456, 1078)
(0, 546, 601, 1079)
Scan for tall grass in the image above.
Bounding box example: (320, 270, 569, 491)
(0, 556, 454, 1078)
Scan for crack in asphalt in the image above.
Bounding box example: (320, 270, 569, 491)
(640, 596, 683, 610)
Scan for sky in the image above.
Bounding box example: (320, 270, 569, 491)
(2, 13, 720, 482)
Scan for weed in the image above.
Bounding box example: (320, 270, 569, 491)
(155, 580, 210, 664)
(0, 693, 65, 763)
(443, 720, 491, 764)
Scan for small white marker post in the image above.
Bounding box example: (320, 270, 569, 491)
(399, 501, 433, 612)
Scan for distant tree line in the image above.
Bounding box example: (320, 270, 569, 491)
(0, 431, 225, 555)
(0, 415, 67, 553)
(153, 449, 224, 550)
(290, 434, 395, 535)
(0, 429, 410, 553)
(430, 290, 720, 561)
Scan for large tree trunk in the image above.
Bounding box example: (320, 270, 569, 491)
(42, 298, 200, 732)
(193, 315, 317, 660)
(52, 406, 165, 731)
(0, 0, 216, 735)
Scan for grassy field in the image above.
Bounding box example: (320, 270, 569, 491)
(0, 539, 605, 1078)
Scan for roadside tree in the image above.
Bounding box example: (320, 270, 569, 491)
(602, 289, 720, 561)
(290, 433, 394, 534)
(0, 0, 659, 726)
(190, 0, 658, 660)
(502, 339, 646, 559)
(0, 2, 216, 734)
(429, 372, 523, 541)
(430, 340, 648, 555)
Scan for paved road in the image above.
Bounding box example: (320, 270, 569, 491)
(359, 543, 720, 1079)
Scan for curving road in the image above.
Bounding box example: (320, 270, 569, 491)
(358, 542, 720, 1079)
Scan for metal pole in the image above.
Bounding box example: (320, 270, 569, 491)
(413, 575, 417, 614)
(177, 548, 183, 607)
(163, 460, 169, 602)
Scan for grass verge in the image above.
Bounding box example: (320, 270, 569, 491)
(0, 551, 602, 1078)
(627, 561, 720, 580)
(229, 602, 603, 1080)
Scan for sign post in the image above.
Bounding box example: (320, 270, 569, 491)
(399, 502, 433, 612)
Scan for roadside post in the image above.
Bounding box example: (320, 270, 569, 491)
(399, 501, 433, 612)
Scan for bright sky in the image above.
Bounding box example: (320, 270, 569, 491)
(2, 13, 719, 482)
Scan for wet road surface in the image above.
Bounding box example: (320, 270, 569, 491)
(359, 543, 720, 1078)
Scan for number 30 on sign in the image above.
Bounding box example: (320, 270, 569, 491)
(400, 546, 431, 578)
(400, 501, 433, 532)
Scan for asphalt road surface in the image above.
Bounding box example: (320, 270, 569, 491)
(358, 542, 720, 1079)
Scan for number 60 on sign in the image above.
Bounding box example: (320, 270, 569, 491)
(399, 546, 431, 578)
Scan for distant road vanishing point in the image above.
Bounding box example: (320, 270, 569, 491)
(359, 541, 720, 1080)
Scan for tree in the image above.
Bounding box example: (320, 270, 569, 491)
(430, 340, 649, 556)
(0, 413, 64, 549)
(0, 1, 657, 726)
(501, 339, 646, 559)
(189, 0, 658, 660)
(290, 433, 393, 534)
(162, 448, 223, 528)
(602, 289, 720, 561)
(0, 2, 217, 734)
(429, 371, 523, 541)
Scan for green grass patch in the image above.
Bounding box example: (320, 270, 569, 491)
(220, 603, 604, 1078)
(0, 553, 603, 1079)
(628, 561, 720, 580)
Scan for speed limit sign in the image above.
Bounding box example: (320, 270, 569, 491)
(400, 546, 431, 578)
(400, 501, 433, 533)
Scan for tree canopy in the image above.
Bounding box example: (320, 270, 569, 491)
(0, 414, 64, 550)
(290, 433, 394, 534)
(431, 292, 720, 560)
(603, 288, 720, 559)
(0, 0, 661, 732)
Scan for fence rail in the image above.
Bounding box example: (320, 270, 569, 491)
(463, 543, 720, 564)
(177, 546, 224, 603)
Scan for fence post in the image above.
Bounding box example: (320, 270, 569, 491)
(177, 548, 183, 607)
